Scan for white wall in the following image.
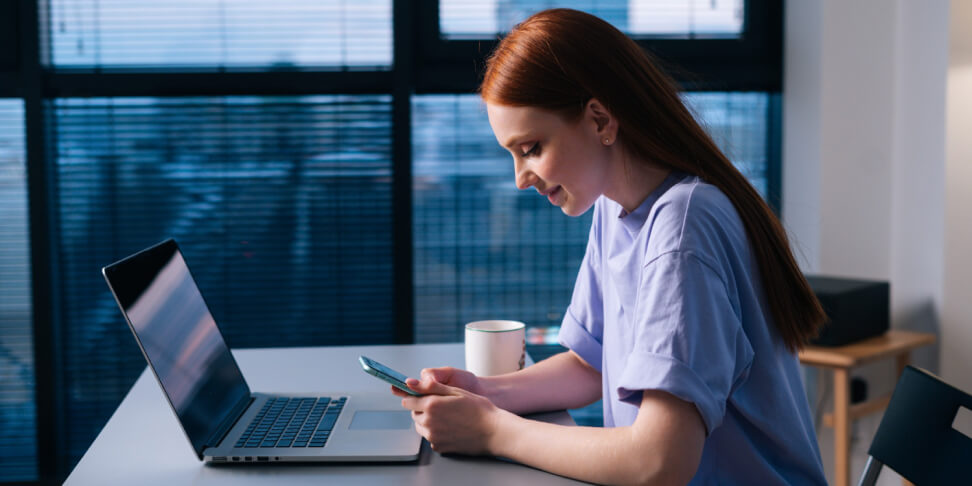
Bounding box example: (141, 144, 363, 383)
(890, 0, 948, 365)
(784, 0, 954, 484)
(785, 0, 951, 334)
(781, 0, 822, 272)
(816, 0, 897, 280)
(944, 0, 972, 399)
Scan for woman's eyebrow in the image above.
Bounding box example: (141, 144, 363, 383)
(502, 133, 531, 150)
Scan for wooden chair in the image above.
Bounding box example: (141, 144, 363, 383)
(857, 366, 972, 486)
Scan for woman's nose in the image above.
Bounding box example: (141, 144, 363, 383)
(514, 160, 535, 190)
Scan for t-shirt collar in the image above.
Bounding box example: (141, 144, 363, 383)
(617, 170, 687, 236)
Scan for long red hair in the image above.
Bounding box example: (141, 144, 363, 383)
(480, 9, 823, 351)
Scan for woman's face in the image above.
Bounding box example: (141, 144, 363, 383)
(486, 103, 611, 217)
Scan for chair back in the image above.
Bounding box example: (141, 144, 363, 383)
(866, 366, 972, 484)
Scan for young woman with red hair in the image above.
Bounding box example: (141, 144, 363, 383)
(393, 9, 828, 485)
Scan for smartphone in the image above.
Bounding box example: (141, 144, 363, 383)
(358, 355, 423, 396)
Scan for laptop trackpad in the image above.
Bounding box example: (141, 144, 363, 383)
(349, 411, 413, 430)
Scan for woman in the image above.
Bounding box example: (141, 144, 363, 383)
(393, 9, 828, 486)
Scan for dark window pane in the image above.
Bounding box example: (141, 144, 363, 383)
(412, 92, 769, 343)
(683, 92, 769, 198)
(49, 0, 392, 69)
(50, 95, 394, 467)
(440, 0, 744, 39)
(412, 94, 589, 343)
(0, 99, 36, 481)
(0, 2, 19, 71)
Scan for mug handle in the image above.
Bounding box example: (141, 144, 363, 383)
(518, 338, 526, 370)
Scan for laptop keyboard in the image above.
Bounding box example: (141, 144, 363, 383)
(234, 396, 347, 449)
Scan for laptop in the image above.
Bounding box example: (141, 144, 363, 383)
(102, 238, 422, 463)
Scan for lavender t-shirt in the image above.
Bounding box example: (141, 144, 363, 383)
(559, 173, 826, 485)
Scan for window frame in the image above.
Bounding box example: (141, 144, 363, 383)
(4, 0, 782, 483)
(1, 1, 20, 97)
(0, 1, 19, 75)
(413, 0, 782, 92)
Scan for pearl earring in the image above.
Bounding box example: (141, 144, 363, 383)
(603, 138, 611, 145)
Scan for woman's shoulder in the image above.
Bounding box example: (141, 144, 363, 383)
(655, 174, 733, 215)
(647, 175, 747, 263)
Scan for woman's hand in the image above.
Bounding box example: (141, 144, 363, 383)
(391, 376, 505, 455)
(414, 366, 484, 395)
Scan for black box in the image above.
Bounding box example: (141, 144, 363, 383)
(806, 275, 889, 347)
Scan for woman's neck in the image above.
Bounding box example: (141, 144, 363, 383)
(604, 149, 671, 214)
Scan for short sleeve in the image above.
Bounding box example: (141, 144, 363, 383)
(617, 251, 754, 435)
(558, 206, 604, 372)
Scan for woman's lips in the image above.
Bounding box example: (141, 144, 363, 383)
(547, 186, 562, 204)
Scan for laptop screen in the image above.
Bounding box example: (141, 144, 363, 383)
(103, 239, 250, 456)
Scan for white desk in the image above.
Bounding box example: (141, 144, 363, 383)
(65, 343, 589, 485)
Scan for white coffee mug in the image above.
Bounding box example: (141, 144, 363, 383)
(464, 320, 526, 377)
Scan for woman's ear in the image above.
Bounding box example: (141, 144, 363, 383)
(586, 98, 618, 146)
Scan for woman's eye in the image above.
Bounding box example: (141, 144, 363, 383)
(520, 142, 540, 157)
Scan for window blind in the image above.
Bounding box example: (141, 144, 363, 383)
(0, 99, 35, 482)
(411, 92, 769, 343)
(49, 0, 392, 69)
(49, 95, 395, 465)
(412, 95, 593, 343)
(683, 92, 769, 198)
(439, 0, 745, 39)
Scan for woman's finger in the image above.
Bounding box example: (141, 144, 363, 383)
(405, 378, 422, 392)
(413, 421, 430, 440)
(407, 377, 455, 396)
(400, 396, 424, 412)
(421, 367, 453, 384)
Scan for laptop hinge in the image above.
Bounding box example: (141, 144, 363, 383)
(205, 395, 254, 450)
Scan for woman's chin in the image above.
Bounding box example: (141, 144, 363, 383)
(560, 199, 595, 217)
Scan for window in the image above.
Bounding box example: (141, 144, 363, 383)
(50, 95, 395, 464)
(411, 93, 770, 427)
(683, 92, 770, 197)
(0, 2, 18, 71)
(412, 95, 592, 343)
(412, 93, 771, 343)
(5, 0, 779, 480)
(49, 0, 392, 69)
(418, 0, 780, 93)
(0, 100, 35, 481)
(440, 0, 745, 39)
